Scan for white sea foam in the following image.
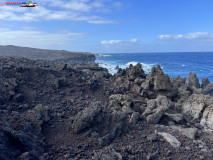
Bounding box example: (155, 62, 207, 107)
(126, 61, 139, 66)
(102, 55, 111, 57)
(97, 60, 157, 75)
(97, 61, 118, 74)
(96, 54, 111, 57)
(182, 64, 187, 67)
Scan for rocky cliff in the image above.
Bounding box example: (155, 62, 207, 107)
(0, 45, 95, 63)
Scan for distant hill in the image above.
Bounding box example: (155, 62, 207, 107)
(0, 45, 95, 63)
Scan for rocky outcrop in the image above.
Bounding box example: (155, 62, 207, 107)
(116, 63, 146, 80)
(26, 104, 50, 133)
(200, 104, 213, 130)
(141, 66, 178, 98)
(202, 84, 213, 96)
(98, 110, 128, 147)
(181, 94, 213, 130)
(72, 102, 102, 133)
(181, 94, 206, 123)
(201, 78, 210, 89)
(188, 72, 200, 89)
(143, 95, 171, 124)
(109, 94, 133, 112)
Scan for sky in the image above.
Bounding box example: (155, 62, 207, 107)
(0, 0, 213, 53)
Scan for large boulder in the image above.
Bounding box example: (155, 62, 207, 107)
(181, 94, 206, 123)
(98, 110, 128, 147)
(26, 104, 50, 132)
(143, 95, 171, 124)
(72, 102, 102, 133)
(181, 94, 213, 130)
(109, 94, 133, 113)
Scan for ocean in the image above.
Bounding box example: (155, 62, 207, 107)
(96, 52, 213, 82)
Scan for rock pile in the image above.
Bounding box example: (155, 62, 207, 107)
(1, 58, 213, 159)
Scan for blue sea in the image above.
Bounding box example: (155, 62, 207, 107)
(96, 52, 213, 82)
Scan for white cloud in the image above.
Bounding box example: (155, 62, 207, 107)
(158, 32, 213, 40)
(101, 38, 140, 45)
(101, 40, 122, 45)
(129, 38, 139, 43)
(0, 28, 87, 49)
(0, 0, 122, 23)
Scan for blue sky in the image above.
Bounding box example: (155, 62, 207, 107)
(0, 0, 213, 53)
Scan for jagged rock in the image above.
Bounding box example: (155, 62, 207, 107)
(121, 106, 133, 114)
(188, 72, 200, 89)
(109, 94, 133, 109)
(99, 110, 128, 147)
(171, 76, 191, 100)
(134, 85, 142, 94)
(143, 95, 171, 124)
(203, 84, 213, 96)
(126, 63, 145, 80)
(109, 99, 121, 111)
(165, 113, 184, 123)
(181, 94, 206, 123)
(26, 104, 49, 132)
(200, 104, 213, 130)
(171, 126, 198, 139)
(27, 104, 49, 124)
(116, 68, 127, 77)
(154, 73, 171, 91)
(72, 102, 102, 133)
(93, 146, 122, 160)
(115, 63, 145, 80)
(158, 132, 181, 148)
(115, 65, 119, 70)
(134, 77, 145, 86)
(181, 94, 213, 130)
(201, 78, 210, 89)
(141, 66, 177, 98)
(171, 76, 187, 88)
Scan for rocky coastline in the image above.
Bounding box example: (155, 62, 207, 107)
(1, 53, 213, 159)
